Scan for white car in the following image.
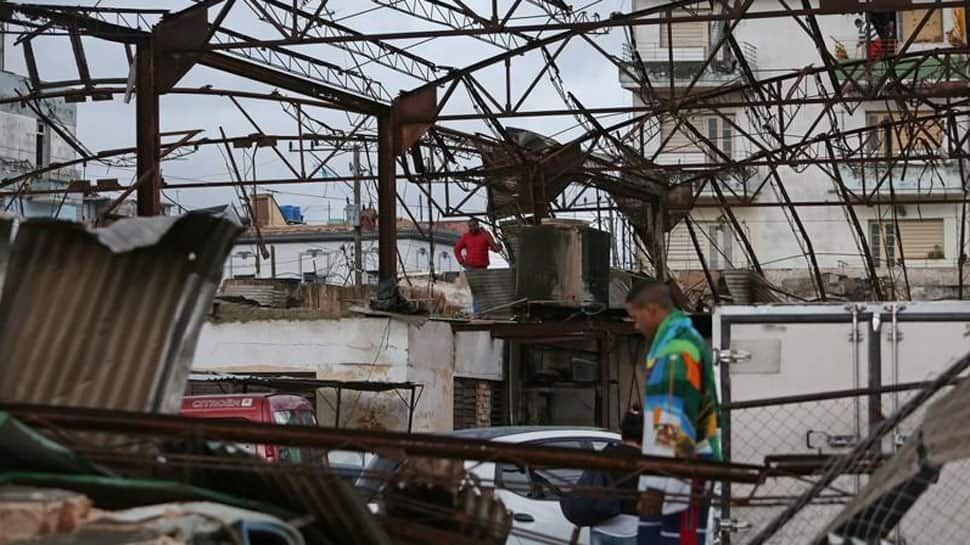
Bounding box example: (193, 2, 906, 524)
(357, 426, 622, 545)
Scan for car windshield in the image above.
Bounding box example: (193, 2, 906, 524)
(356, 456, 401, 501)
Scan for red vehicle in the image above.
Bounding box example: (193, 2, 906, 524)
(180, 393, 316, 463)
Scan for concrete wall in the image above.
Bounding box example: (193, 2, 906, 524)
(192, 316, 504, 432)
(0, 71, 81, 220)
(407, 321, 456, 432)
(454, 331, 504, 381)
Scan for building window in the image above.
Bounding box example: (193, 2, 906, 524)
(869, 221, 894, 267)
(866, 111, 942, 157)
(708, 223, 734, 269)
(900, 9, 944, 44)
(658, 8, 709, 48)
(666, 220, 735, 270)
(35, 121, 46, 168)
(869, 218, 944, 266)
(660, 114, 734, 159)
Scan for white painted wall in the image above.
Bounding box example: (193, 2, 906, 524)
(407, 321, 456, 432)
(191, 316, 504, 432)
(0, 72, 82, 221)
(454, 331, 505, 381)
(226, 237, 461, 283)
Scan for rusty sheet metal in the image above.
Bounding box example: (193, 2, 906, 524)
(476, 128, 581, 219)
(464, 268, 517, 317)
(0, 212, 241, 414)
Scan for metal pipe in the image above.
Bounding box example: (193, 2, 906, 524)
(720, 377, 965, 411)
(1, 402, 765, 483)
(197, 1, 970, 49)
(135, 40, 161, 216)
(850, 304, 861, 448)
(850, 304, 862, 493)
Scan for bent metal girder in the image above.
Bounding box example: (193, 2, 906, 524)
(0, 0, 968, 299)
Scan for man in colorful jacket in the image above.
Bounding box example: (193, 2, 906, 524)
(625, 280, 721, 545)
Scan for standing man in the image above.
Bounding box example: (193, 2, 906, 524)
(454, 218, 501, 316)
(625, 280, 721, 545)
(454, 218, 500, 270)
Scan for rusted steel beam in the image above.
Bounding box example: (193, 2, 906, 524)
(198, 51, 388, 115)
(710, 111, 828, 300)
(200, 0, 968, 48)
(135, 40, 161, 216)
(0, 3, 148, 43)
(0, 86, 343, 109)
(825, 140, 884, 300)
(228, 96, 301, 179)
(708, 179, 764, 276)
(685, 216, 720, 303)
(378, 114, 398, 282)
(3, 402, 765, 483)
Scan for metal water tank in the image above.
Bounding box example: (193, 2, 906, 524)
(515, 222, 610, 307)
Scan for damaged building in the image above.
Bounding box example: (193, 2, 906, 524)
(1, 1, 970, 545)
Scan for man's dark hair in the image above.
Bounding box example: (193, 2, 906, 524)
(467, 217, 480, 225)
(620, 408, 643, 443)
(625, 278, 674, 310)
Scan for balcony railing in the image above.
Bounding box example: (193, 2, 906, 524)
(619, 41, 758, 87)
(837, 161, 964, 196)
(830, 35, 967, 84)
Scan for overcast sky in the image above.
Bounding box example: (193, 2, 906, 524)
(6, 0, 634, 226)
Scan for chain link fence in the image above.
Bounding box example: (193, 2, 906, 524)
(719, 371, 970, 545)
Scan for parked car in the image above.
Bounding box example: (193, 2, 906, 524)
(180, 393, 316, 464)
(357, 426, 622, 545)
(180, 394, 367, 481)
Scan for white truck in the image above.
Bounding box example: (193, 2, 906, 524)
(713, 302, 970, 545)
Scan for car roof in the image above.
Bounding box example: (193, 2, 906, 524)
(181, 393, 312, 409)
(448, 426, 618, 441)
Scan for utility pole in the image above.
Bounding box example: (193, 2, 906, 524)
(353, 146, 363, 287)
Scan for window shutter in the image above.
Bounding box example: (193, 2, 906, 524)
(659, 9, 709, 47)
(901, 9, 944, 43)
(898, 219, 945, 259)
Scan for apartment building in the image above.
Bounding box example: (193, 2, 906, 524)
(0, 70, 82, 219)
(621, 1, 966, 300)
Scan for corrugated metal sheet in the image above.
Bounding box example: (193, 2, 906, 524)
(0, 212, 242, 414)
(219, 278, 300, 307)
(465, 268, 517, 317)
(0, 214, 13, 294)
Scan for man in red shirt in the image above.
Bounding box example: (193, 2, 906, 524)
(454, 218, 500, 269)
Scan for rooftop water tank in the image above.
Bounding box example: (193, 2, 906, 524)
(280, 205, 304, 224)
(515, 222, 610, 307)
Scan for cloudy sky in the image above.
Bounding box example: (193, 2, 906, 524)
(7, 0, 635, 227)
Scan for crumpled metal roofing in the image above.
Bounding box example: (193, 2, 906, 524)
(0, 212, 241, 414)
(0, 214, 14, 294)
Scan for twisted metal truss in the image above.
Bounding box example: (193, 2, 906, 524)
(0, 0, 968, 302)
